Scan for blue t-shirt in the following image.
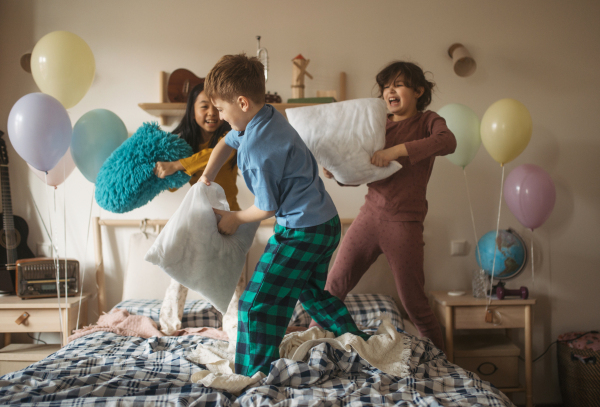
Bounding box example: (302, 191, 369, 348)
(224, 104, 337, 228)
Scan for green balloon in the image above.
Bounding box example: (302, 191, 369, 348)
(71, 109, 128, 183)
(438, 103, 481, 168)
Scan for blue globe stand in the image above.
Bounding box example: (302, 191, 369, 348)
(476, 228, 528, 296)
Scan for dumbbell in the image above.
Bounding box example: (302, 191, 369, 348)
(496, 285, 528, 300)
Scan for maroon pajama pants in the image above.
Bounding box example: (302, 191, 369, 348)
(321, 210, 445, 351)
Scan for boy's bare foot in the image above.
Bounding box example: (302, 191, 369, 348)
(308, 320, 322, 329)
(286, 326, 308, 334)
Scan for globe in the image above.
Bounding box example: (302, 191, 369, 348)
(476, 229, 527, 279)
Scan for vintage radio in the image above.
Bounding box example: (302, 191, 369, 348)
(15, 258, 80, 299)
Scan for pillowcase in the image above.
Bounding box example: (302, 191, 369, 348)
(344, 293, 404, 330)
(145, 182, 259, 314)
(113, 298, 222, 329)
(286, 98, 402, 185)
(288, 293, 404, 331)
(122, 232, 205, 302)
(95, 122, 192, 213)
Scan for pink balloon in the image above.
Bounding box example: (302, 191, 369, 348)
(28, 147, 76, 187)
(504, 164, 556, 230)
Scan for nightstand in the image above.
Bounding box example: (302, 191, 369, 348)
(430, 291, 536, 407)
(0, 293, 90, 374)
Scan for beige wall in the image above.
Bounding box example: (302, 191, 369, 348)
(1, 0, 599, 403)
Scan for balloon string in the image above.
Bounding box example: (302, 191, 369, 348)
(95, 192, 101, 299)
(463, 168, 482, 267)
(76, 186, 95, 330)
(27, 188, 58, 254)
(63, 161, 68, 332)
(486, 165, 506, 313)
(531, 232, 535, 288)
(53, 184, 64, 344)
(45, 172, 65, 344)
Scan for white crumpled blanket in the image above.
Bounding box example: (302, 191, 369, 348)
(188, 317, 411, 395)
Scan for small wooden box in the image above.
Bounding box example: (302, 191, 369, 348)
(0, 343, 61, 375)
(454, 335, 520, 388)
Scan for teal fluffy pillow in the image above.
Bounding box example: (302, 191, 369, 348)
(95, 122, 193, 213)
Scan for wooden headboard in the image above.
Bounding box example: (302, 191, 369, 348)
(92, 217, 403, 314)
(93, 218, 167, 313)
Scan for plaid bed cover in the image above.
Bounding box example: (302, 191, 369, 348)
(115, 299, 223, 329)
(116, 293, 404, 332)
(0, 330, 513, 406)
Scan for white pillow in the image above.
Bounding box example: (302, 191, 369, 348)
(286, 98, 402, 185)
(123, 232, 205, 301)
(145, 183, 259, 314)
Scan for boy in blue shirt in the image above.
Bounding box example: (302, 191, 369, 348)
(201, 54, 369, 377)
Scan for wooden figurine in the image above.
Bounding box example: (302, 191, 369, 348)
(291, 54, 313, 99)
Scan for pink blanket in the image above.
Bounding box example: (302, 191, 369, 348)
(68, 308, 228, 343)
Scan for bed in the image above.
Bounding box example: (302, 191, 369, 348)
(0, 218, 514, 406)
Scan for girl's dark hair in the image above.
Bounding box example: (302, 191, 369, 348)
(375, 61, 435, 111)
(172, 82, 236, 169)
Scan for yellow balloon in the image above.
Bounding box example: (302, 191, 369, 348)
(31, 31, 95, 109)
(480, 98, 532, 165)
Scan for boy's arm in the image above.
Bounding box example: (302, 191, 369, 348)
(213, 205, 276, 235)
(403, 115, 456, 165)
(200, 138, 234, 185)
(371, 144, 408, 167)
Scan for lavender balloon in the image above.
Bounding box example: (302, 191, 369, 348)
(29, 147, 76, 187)
(7, 93, 72, 172)
(504, 164, 556, 230)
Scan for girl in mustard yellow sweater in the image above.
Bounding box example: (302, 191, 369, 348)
(154, 82, 240, 211)
(154, 82, 241, 327)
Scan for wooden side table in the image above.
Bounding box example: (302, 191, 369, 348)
(0, 343, 62, 375)
(0, 293, 90, 347)
(430, 291, 536, 407)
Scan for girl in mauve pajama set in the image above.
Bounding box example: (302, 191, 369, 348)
(311, 61, 456, 351)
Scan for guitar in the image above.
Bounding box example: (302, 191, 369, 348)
(0, 130, 35, 294)
(167, 68, 283, 105)
(167, 68, 204, 103)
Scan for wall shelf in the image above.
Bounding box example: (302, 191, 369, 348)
(139, 70, 346, 125)
(138, 102, 320, 124)
(138, 102, 184, 124)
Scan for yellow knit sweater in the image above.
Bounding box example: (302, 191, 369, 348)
(178, 139, 240, 211)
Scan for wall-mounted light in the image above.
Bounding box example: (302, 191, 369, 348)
(20, 53, 32, 73)
(448, 43, 476, 77)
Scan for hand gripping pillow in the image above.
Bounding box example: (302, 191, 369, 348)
(95, 122, 193, 213)
(145, 182, 259, 314)
(286, 98, 402, 185)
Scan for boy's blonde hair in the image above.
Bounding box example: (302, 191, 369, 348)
(205, 54, 265, 105)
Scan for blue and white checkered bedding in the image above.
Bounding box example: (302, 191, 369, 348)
(115, 293, 404, 332)
(116, 298, 222, 328)
(0, 294, 513, 406)
(290, 293, 405, 330)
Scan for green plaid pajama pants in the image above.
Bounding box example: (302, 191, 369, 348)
(235, 215, 370, 377)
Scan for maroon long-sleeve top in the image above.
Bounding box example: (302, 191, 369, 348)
(361, 110, 456, 222)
